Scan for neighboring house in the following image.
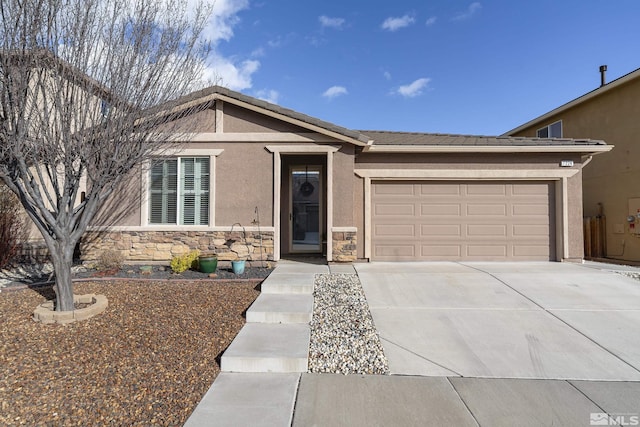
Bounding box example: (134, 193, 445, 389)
(81, 86, 611, 263)
(0, 49, 116, 246)
(505, 66, 640, 262)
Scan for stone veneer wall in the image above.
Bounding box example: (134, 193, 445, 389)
(81, 230, 274, 262)
(332, 230, 357, 262)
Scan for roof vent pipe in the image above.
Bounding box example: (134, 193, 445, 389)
(600, 65, 607, 87)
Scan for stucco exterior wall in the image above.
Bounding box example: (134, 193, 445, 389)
(333, 145, 355, 227)
(353, 173, 365, 259)
(160, 108, 217, 132)
(224, 103, 309, 133)
(510, 77, 640, 261)
(214, 142, 274, 226)
(567, 171, 584, 260)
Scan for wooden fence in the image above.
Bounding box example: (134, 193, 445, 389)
(583, 216, 606, 259)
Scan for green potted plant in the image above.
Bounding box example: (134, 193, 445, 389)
(198, 252, 218, 274)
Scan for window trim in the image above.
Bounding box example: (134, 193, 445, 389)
(537, 120, 562, 138)
(141, 148, 223, 228)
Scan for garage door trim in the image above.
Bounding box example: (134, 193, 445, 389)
(355, 169, 575, 261)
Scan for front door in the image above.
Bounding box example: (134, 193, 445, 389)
(290, 165, 322, 253)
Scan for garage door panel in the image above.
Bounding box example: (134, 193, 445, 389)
(421, 224, 461, 236)
(374, 245, 416, 257)
(375, 203, 415, 216)
(467, 224, 507, 236)
(513, 245, 551, 257)
(467, 245, 508, 257)
(420, 184, 461, 195)
(421, 204, 461, 216)
(512, 183, 550, 195)
(374, 183, 415, 195)
(374, 224, 415, 236)
(512, 204, 549, 215)
(513, 224, 550, 236)
(421, 245, 461, 257)
(372, 181, 555, 261)
(466, 184, 507, 195)
(466, 204, 507, 216)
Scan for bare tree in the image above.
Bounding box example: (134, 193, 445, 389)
(0, 0, 212, 311)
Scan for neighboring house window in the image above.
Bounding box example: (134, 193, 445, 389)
(149, 157, 210, 225)
(101, 99, 111, 118)
(537, 120, 562, 138)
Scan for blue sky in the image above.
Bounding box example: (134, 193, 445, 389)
(204, 0, 640, 135)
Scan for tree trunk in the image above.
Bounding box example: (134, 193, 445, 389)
(49, 240, 76, 312)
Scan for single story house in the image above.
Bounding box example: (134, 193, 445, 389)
(82, 86, 611, 263)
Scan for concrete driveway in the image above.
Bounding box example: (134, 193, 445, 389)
(354, 262, 640, 380)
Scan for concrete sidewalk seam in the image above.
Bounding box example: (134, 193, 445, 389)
(289, 373, 304, 426)
(566, 380, 610, 418)
(380, 336, 463, 377)
(446, 377, 481, 427)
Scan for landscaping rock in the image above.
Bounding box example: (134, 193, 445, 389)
(0, 280, 258, 425)
(309, 273, 389, 375)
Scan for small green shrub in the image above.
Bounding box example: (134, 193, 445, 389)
(171, 250, 200, 274)
(96, 249, 125, 271)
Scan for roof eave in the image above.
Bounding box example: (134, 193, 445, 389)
(362, 145, 613, 154)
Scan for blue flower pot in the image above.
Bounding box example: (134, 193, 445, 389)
(231, 260, 246, 275)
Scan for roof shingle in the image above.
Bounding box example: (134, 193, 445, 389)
(359, 130, 606, 146)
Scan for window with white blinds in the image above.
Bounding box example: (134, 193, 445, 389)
(149, 157, 210, 225)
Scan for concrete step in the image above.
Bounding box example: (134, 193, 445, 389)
(221, 323, 310, 373)
(328, 263, 357, 274)
(246, 294, 314, 324)
(184, 373, 300, 427)
(261, 273, 315, 295)
(272, 261, 330, 274)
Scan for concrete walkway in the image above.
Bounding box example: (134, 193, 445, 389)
(186, 260, 330, 426)
(186, 261, 640, 426)
(292, 374, 640, 427)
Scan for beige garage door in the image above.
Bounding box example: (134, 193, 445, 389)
(371, 181, 555, 261)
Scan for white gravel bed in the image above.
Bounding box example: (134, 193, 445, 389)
(309, 273, 389, 375)
(617, 271, 640, 281)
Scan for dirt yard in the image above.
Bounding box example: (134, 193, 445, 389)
(0, 280, 259, 426)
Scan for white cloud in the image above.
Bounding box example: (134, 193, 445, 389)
(191, 0, 262, 91)
(396, 78, 431, 98)
(426, 16, 437, 26)
(319, 15, 345, 29)
(204, 56, 260, 91)
(381, 15, 415, 32)
(254, 89, 280, 104)
(322, 86, 348, 99)
(268, 38, 281, 48)
(192, 0, 250, 43)
(250, 47, 265, 58)
(452, 2, 482, 21)
(307, 35, 326, 47)
(383, 71, 392, 80)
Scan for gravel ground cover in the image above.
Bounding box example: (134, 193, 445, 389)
(618, 271, 640, 281)
(309, 273, 389, 375)
(0, 263, 273, 290)
(0, 280, 259, 426)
